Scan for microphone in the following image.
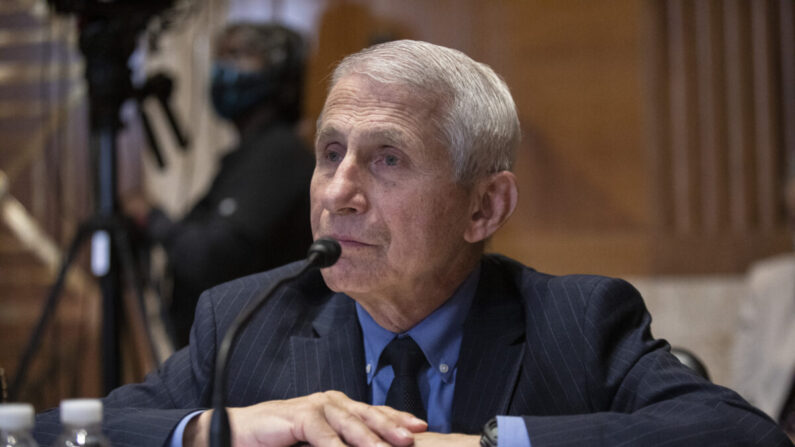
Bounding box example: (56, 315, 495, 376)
(210, 238, 341, 447)
(306, 237, 342, 268)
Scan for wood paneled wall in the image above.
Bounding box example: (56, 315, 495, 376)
(645, 0, 793, 273)
(0, 6, 102, 409)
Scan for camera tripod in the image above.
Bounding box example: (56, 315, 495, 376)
(10, 4, 180, 399)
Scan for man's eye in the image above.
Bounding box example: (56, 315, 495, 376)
(325, 149, 342, 163)
(384, 154, 399, 166)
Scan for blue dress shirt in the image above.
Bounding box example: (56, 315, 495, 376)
(355, 265, 529, 447)
(355, 265, 480, 433)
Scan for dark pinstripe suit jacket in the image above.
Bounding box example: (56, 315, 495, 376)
(34, 254, 791, 446)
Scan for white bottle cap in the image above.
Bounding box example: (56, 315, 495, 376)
(60, 399, 103, 426)
(0, 403, 35, 431)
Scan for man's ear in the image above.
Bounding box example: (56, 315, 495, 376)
(464, 171, 518, 243)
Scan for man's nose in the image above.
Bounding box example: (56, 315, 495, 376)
(321, 156, 367, 215)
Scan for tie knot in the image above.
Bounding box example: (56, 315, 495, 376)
(381, 336, 427, 377)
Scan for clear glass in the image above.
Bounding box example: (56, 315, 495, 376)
(53, 424, 111, 447)
(0, 428, 39, 446)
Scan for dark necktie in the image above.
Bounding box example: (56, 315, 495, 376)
(381, 336, 428, 420)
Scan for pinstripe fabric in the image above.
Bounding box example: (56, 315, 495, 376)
(33, 255, 791, 446)
(469, 256, 790, 446)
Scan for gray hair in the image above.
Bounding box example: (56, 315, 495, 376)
(327, 40, 520, 183)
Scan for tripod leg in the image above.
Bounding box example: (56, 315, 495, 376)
(98, 238, 122, 394)
(10, 222, 92, 401)
(111, 223, 163, 370)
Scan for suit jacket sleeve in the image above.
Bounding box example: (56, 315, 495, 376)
(33, 287, 221, 447)
(517, 275, 790, 446)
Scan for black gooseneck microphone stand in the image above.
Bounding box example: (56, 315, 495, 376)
(209, 238, 341, 447)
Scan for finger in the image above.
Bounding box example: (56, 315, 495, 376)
(295, 408, 350, 447)
(343, 405, 421, 446)
(373, 406, 428, 432)
(322, 402, 394, 447)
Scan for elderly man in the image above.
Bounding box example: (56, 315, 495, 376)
(36, 40, 789, 447)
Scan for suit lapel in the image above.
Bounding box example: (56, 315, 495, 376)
(452, 259, 525, 433)
(290, 293, 368, 402)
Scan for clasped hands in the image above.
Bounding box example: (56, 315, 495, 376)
(184, 390, 479, 446)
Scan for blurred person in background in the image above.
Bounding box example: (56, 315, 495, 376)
(124, 22, 314, 348)
(733, 176, 795, 440)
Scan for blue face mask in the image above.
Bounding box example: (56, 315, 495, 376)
(209, 62, 275, 121)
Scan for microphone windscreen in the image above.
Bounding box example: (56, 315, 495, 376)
(307, 238, 341, 268)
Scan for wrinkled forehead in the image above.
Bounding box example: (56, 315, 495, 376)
(317, 74, 448, 139)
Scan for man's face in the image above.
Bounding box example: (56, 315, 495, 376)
(311, 75, 478, 303)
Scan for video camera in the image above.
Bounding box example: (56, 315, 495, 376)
(46, 0, 190, 166)
(47, 0, 177, 128)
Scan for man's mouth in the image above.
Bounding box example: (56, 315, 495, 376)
(322, 233, 376, 249)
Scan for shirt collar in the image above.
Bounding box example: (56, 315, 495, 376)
(355, 264, 481, 385)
